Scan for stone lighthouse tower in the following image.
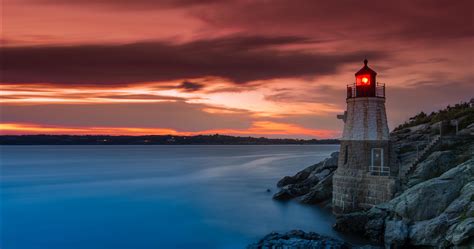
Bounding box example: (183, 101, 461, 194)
(332, 59, 396, 214)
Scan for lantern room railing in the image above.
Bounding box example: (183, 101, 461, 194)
(347, 82, 385, 99)
(376, 82, 386, 98)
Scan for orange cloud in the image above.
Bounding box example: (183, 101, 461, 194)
(0, 123, 178, 136)
(210, 121, 340, 138)
(0, 121, 340, 138)
(0, 79, 342, 118)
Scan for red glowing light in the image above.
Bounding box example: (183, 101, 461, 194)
(356, 75, 371, 85)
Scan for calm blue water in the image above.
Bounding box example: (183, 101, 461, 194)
(0, 145, 342, 249)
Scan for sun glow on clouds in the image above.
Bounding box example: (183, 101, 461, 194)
(0, 78, 342, 138)
(1, 83, 185, 103)
(1, 78, 343, 116)
(190, 78, 344, 117)
(0, 123, 178, 135)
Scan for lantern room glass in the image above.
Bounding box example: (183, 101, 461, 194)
(356, 74, 371, 86)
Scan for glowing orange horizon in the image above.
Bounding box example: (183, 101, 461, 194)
(0, 122, 340, 139)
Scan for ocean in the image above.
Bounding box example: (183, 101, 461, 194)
(1, 145, 345, 249)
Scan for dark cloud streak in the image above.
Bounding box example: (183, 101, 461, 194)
(179, 81, 204, 92)
(29, 0, 225, 10)
(1, 35, 384, 85)
(27, 0, 474, 40)
(195, 0, 474, 41)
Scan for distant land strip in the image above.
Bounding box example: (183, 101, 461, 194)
(0, 135, 339, 145)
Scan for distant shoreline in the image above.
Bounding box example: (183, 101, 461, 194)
(0, 135, 340, 145)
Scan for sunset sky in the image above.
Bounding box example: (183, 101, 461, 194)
(1, 0, 473, 138)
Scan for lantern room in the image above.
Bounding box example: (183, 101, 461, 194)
(347, 59, 385, 98)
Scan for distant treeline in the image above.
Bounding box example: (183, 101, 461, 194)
(0, 134, 340, 145)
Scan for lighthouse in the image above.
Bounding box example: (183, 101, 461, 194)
(332, 59, 396, 214)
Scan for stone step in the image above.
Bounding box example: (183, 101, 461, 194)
(400, 135, 441, 178)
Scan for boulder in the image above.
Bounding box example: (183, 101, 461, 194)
(384, 220, 408, 249)
(408, 123, 430, 132)
(407, 150, 455, 187)
(443, 181, 474, 219)
(457, 122, 474, 136)
(247, 230, 360, 249)
(275, 152, 338, 188)
(397, 161, 473, 248)
(272, 188, 294, 200)
(277, 168, 314, 187)
(408, 214, 451, 248)
(273, 152, 339, 204)
(390, 160, 473, 221)
(446, 218, 474, 246)
(364, 207, 389, 242)
(299, 173, 333, 204)
(445, 181, 474, 247)
(333, 212, 369, 235)
(334, 206, 388, 243)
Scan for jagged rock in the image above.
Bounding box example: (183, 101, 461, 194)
(333, 212, 369, 234)
(299, 173, 333, 204)
(246, 230, 360, 249)
(277, 175, 298, 187)
(323, 151, 339, 167)
(443, 181, 474, 219)
(408, 123, 430, 132)
(334, 207, 388, 243)
(458, 123, 474, 136)
(364, 207, 388, 242)
(445, 181, 474, 247)
(273, 152, 339, 204)
(391, 160, 473, 221)
(392, 161, 473, 248)
(384, 220, 408, 249)
(277, 166, 316, 187)
(272, 188, 294, 200)
(408, 214, 452, 248)
(446, 218, 474, 246)
(407, 150, 455, 187)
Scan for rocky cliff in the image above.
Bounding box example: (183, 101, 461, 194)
(334, 124, 474, 249)
(334, 103, 474, 248)
(334, 159, 473, 248)
(253, 102, 474, 248)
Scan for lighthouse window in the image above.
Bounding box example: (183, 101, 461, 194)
(344, 145, 349, 164)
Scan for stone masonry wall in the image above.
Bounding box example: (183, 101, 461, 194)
(338, 140, 391, 171)
(342, 97, 389, 140)
(332, 169, 396, 214)
(333, 139, 397, 214)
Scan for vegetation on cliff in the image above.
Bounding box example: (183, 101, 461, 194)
(394, 100, 473, 132)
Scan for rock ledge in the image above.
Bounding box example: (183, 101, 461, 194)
(247, 230, 378, 249)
